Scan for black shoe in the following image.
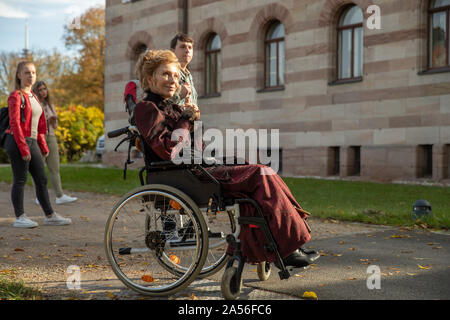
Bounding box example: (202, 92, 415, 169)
(275, 250, 310, 269)
(300, 247, 320, 263)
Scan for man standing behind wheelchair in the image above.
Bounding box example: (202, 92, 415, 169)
(133, 49, 320, 269)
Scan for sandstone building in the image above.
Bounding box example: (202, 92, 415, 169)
(104, 0, 450, 182)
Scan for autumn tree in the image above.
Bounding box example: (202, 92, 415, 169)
(61, 5, 105, 110)
(0, 49, 73, 103)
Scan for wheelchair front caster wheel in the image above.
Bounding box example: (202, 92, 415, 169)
(257, 261, 271, 281)
(221, 266, 242, 300)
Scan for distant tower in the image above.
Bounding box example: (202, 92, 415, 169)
(22, 18, 29, 58)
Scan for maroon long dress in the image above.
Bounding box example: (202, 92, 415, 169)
(134, 91, 312, 264)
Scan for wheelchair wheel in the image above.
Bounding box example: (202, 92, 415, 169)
(257, 261, 271, 281)
(150, 206, 235, 279)
(197, 208, 235, 278)
(105, 184, 208, 296)
(221, 266, 242, 300)
(145, 206, 236, 278)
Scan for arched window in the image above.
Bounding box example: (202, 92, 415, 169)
(265, 21, 285, 88)
(429, 0, 450, 69)
(337, 5, 364, 80)
(205, 33, 221, 95)
(131, 43, 147, 78)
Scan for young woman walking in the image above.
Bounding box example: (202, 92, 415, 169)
(33, 81, 77, 205)
(5, 61, 72, 228)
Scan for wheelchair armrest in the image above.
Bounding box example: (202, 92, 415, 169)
(149, 160, 176, 167)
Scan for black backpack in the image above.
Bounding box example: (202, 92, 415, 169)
(0, 93, 25, 148)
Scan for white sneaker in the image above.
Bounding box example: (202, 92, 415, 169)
(35, 198, 40, 205)
(55, 194, 78, 205)
(13, 215, 38, 228)
(44, 212, 72, 226)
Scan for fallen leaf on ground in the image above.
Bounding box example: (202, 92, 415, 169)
(141, 275, 154, 283)
(169, 254, 180, 264)
(107, 292, 117, 300)
(386, 234, 405, 239)
(418, 264, 431, 270)
(0, 269, 14, 274)
(344, 277, 357, 280)
(302, 291, 318, 300)
(14, 248, 24, 252)
(190, 293, 198, 300)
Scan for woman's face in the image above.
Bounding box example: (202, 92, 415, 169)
(37, 85, 48, 99)
(19, 64, 36, 88)
(147, 63, 180, 99)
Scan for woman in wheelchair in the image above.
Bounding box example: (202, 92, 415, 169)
(133, 49, 319, 269)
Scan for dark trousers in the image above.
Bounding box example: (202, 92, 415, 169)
(5, 134, 53, 217)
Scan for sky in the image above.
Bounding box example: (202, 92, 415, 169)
(0, 0, 105, 55)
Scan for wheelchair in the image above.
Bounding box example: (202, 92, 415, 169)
(104, 126, 308, 300)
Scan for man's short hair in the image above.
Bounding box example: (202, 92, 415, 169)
(170, 33, 194, 49)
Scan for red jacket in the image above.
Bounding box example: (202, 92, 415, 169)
(6, 90, 49, 157)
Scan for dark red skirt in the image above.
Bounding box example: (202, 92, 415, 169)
(201, 164, 312, 264)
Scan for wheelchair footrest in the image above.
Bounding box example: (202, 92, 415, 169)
(278, 265, 310, 280)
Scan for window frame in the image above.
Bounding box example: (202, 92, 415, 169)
(204, 33, 221, 97)
(336, 5, 364, 82)
(427, 1, 450, 71)
(264, 21, 285, 90)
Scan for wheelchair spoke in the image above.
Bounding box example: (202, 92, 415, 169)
(105, 186, 208, 296)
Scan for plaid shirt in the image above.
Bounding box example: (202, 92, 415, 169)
(170, 68, 198, 106)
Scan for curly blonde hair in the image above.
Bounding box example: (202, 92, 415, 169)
(135, 50, 180, 91)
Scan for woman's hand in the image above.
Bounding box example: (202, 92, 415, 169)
(182, 103, 200, 121)
(22, 154, 31, 161)
(42, 152, 50, 158)
(180, 82, 192, 99)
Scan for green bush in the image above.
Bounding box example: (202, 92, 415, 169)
(55, 105, 104, 162)
(0, 149, 9, 164)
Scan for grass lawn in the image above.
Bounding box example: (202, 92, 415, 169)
(0, 164, 142, 195)
(0, 274, 42, 300)
(284, 177, 450, 230)
(0, 165, 448, 229)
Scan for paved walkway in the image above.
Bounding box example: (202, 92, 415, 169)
(0, 182, 449, 300)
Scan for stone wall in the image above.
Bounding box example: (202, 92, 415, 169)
(104, 0, 450, 182)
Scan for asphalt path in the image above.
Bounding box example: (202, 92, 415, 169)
(225, 227, 450, 300)
(1, 182, 449, 301)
